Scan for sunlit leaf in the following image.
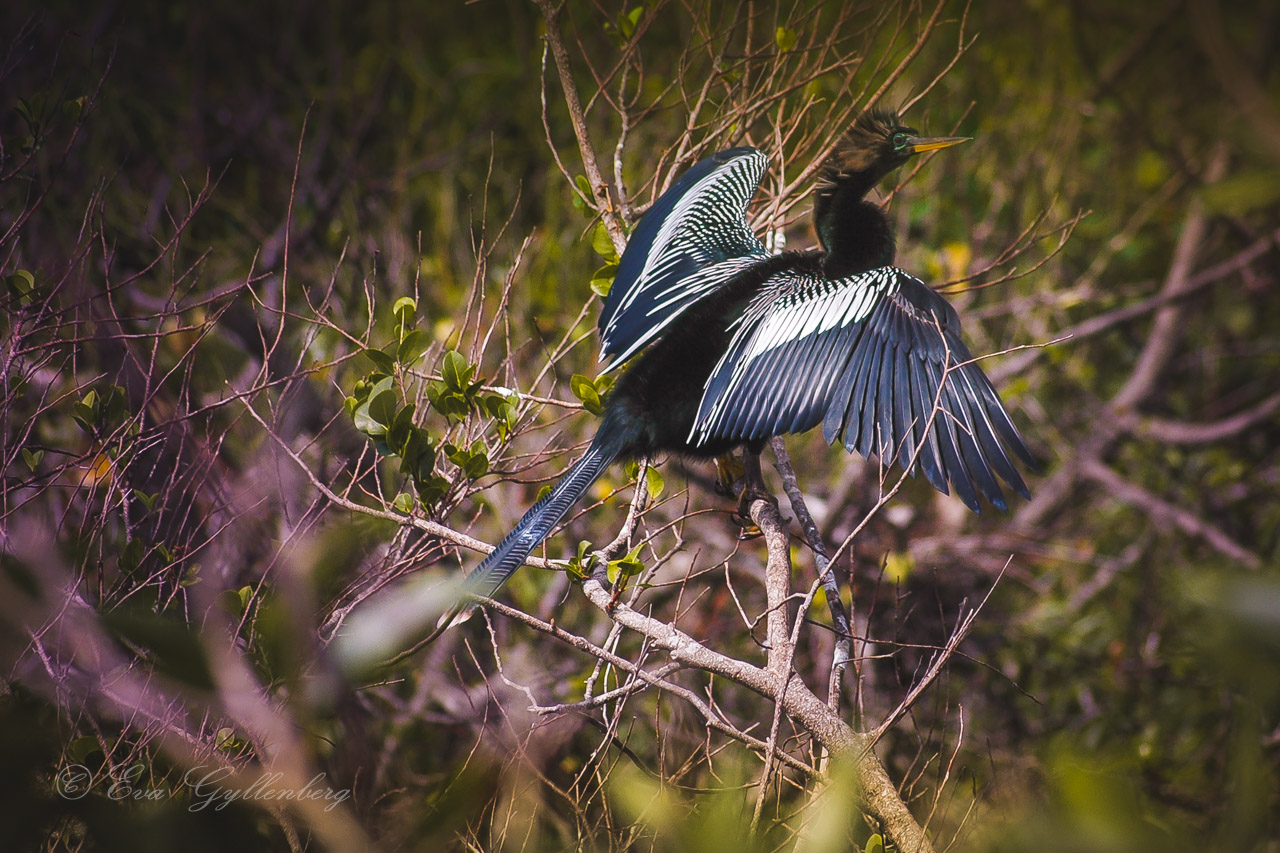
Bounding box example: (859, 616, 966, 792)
(590, 263, 618, 297)
(644, 465, 664, 501)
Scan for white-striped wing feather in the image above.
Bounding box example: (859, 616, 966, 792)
(599, 148, 770, 370)
(692, 266, 1036, 511)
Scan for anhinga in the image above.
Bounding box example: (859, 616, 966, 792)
(440, 109, 1035, 629)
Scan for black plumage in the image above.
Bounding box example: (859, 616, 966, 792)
(438, 109, 1036, 631)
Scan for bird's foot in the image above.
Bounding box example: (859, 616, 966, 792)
(713, 453, 745, 498)
(732, 480, 775, 539)
(731, 510, 764, 540)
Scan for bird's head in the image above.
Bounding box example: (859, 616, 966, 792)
(825, 108, 969, 187)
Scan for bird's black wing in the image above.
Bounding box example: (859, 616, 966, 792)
(599, 147, 770, 370)
(692, 266, 1036, 510)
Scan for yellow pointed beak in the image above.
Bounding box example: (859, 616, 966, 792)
(908, 135, 970, 154)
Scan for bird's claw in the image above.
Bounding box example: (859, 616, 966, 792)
(731, 507, 764, 539)
(713, 454, 745, 498)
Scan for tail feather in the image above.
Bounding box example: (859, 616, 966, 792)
(423, 436, 620, 645)
(464, 439, 619, 600)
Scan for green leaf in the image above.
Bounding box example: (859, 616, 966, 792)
(21, 448, 43, 471)
(393, 492, 415, 513)
(864, 834, 885, 853)
(591, 222, 618, 262)
(775, 26, 797, 52)
(7, 269, 35, 301)
(441, 350, 471, 392)
(389, 402, 417, 444)
(400, 428, 437, 481)
(444, 441, 490, 481)
(62, 96, 86, 121)
(590, 263, 618, 297)
(179, 563, 201, 587)
(217, 589, 246, 617)
(464, 453, 489, 480)
(570, 374, 603, 416)
(367, 383, 398, 428)
(352, 400, 384, 436)
(120, 538, 145, 573)
(644, 466, 664, 501)
(574, 174, 594, 208)
(360, 347, 397, 373)
(392, 296, 417, 325)
(607, 544, 644, 584)
(215, 727, 244, 752)
(483, 392, 518, 437)
(567, 540, 595, 579)
(414, 473, 452, 506)
(68, 735, 103, 764)
(72, 389, 100, 432)
(618, 6, 644, 39)
(397, 329, 428, 366)
(427, 382, 470, 421)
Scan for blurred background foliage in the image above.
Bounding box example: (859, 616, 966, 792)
(1, 0, 1278, 850)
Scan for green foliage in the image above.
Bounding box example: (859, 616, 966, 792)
(3, 0, 1278, 850)
(589, 262, 618, 297)
(569, 373, 601, 415)
(426, 350, 486, 421)
(775, 26, 798, 52)
(443, 440, 489, 481)
(605, 544, 644, 585)
(604, 6, 646, 46)
(564, 539, 595, 580)
(71, 384, 130, 435)
(5, 268, 37, 306)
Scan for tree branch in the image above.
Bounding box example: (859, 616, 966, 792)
(535, 0, 629, 253)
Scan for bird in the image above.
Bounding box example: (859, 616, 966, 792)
(435, 108, 1036, 633)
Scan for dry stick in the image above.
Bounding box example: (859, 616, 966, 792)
(740, 448, 797, 833)
(535, 0, 628, 255)
(775, 0, 949, 203)
(583, 464, 653, 701)
(1080, 457, 1260, 569)
(1125, 389, 1280, 446)
(899, 0, 976, 115)
(1015, 146, 1229, 534)
(576, 567, 936, 853)
(868, 559, 1006, 747)
(990, 225, 1280, 384)
(770, 437, 852, 708)
(478, 598, 815, 778)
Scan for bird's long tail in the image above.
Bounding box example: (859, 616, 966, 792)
(428, 432, 622, 641)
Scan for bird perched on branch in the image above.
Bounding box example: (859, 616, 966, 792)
(437, 109, 1036, 632)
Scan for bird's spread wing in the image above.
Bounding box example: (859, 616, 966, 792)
(692, 267, 1036, 510)
(598, 147, 770, 370)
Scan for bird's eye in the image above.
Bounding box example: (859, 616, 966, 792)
(892, 133, 909, 149)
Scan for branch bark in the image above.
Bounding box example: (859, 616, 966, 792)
(579, 571, 935, 852)
(535, 0, 629, 253)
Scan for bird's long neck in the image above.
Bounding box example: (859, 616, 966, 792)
(813, 170, 896, 280)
